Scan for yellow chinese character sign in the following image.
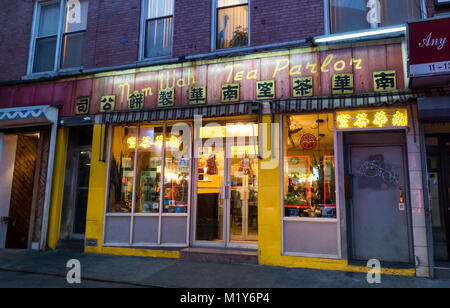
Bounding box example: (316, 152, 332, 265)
(75, 97, 90, 115)
(293, 77, 313, 97)
(100, 95, 116, 112)
(222, 84, 240, 103)
(128, 91, 144, 110)
(189, 86, 207, 105)
(373, 70, 397, 92)
(256, 80, 275, 100)
(158, 89, 174, 107)
(353, 113, 370, 128)
(332, 74, 354, 95)
(336, 109, 408, 129)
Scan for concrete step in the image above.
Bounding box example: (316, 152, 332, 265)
(56, 239, 84, 252)
(180, 247, 258, 265)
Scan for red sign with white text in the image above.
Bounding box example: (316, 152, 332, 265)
(408, 17, 450, 77)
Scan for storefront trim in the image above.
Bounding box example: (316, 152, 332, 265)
(283, 217, 338, 223)
(100, 102, 257, 124)
(101, 123, 192, 248)
(85, 246, 180, 259)
(280, 113, 342, 259)
(273, 90, 418, 114)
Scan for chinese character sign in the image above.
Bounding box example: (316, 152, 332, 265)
(75, 97, 90, 115)
(128, 91, 144, 110)
(336, 109, 408, 129)
(256, 80, 275, 100)
(158, 89, 174, 107)
(373, 71, 397, 92)
(293, 77, 313, 97)
(222, 84, 240, 103)
(189, 87, 207, 105)
(100, 95, 115, 112)
(332, 74, 354, 95)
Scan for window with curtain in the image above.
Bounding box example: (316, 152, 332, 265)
(329, 0, 422, 34)
(216, 0, 249, 50)
(144, 0, 174, 58)
(61, 0, 89, 69)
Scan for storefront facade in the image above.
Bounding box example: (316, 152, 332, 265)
(0, 105, 59, 251)
(409, 17, 450, 277)
(0, 37, 432, 276)
(77, 38, 427, 276)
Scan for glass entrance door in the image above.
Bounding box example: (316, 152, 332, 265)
(193, 123, 258, 248)
(195, 143, 226, 243)
(229, 144, 258, 243)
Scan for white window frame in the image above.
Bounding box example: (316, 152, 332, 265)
(27, 0, 87, 76)
(139, 0, 175, 61)
(323, 0, 428, 36)
(211, 0, 251, 52)
(102, 123, 192, 248)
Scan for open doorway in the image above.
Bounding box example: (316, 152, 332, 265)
(59, 126, 92, 250)
(0, 128, 50, 250)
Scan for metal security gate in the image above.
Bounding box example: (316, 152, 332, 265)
(346, 132, 413, 264)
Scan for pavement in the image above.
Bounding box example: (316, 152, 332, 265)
(0, 249, 449, 288)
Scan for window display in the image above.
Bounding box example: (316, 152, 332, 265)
(135, 126, 163, 213)
(163, 127, 189, 214)
(284, 114, 336, 218)
(108, 126, 137, 213)
(108, 125, 191, 214)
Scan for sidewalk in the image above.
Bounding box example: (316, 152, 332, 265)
(0, 249, 449, 288)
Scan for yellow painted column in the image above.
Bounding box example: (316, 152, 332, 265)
(258, 115, 283, 265)
(47, 127, 69, 249)
(84, 124, 108, 253)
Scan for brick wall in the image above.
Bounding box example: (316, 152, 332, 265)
(0, 0, 34, 82)
(173, 0, 212, 57)
(0, 0, 447, 83)
(83, 0, 141, 68)
(250, 0, 324, 46)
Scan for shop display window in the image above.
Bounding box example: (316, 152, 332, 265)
(283, 114, 337, 218)
(108, 126, 137, 213)
(107, 125, 191, 214)
(163, 127, 190, 214)
(135, 126, 163, 213)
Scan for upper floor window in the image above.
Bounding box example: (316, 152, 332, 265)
(329, 0, 422, 34)
(216, 0, 249, 50)
(143, 0, 174, 58)
(31, 0, 89, 74)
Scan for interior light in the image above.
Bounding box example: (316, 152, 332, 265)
(314, 26, 406, 44)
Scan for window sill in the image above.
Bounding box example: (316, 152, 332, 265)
(283, 216, 338, 223)
(212, 45, 252, 54)
(136, 56, 177, 66)
(22, 67, 84, 81)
